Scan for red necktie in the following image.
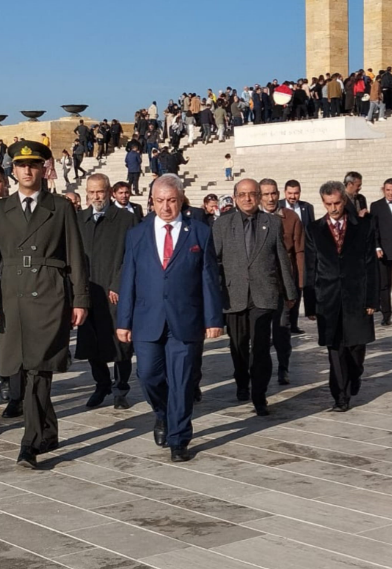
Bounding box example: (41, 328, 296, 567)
(163, 224, 173, 269)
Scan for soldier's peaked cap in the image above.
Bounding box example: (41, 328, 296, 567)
(8, 140, 52, 162)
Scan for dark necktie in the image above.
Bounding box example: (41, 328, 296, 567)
(24, 197, 33, 222)
(163, 224, 173, 269)
(244, 215, 256, 260)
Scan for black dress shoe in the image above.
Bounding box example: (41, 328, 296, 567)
(153, 420, 167, 447)
(291, 327, 305, 334)
(171, 446, 191, 462)
(381, 319, 391, 326)
(86, 388, 111, 408)
(17, 447, 37, 469)
(37, 439, 59, 455)
(114, 395, 130, 409)
(255, 404, 270, 416)
(2, 399, 23, 418)
(332, 402, 350, 412)
(194, 387, 202, 403)
(237, 387, 250, 402)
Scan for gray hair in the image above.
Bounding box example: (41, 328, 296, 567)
(319, 181, 347, 199)
(87, 173, 111, 190)
(153, 173, 184, 196)
(259, 178, 278, 190)
(343, 171, 362, 186)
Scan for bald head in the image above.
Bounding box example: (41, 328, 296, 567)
(234, 178, 260, 215)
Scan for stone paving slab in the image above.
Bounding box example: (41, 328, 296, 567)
(0, 317, 392, 568)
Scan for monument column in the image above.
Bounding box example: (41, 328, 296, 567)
(364, 0, 392, 72)
(306, 0, 349, 79)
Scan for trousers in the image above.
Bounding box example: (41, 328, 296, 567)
(88, 359, 132, 395)
(226, 305, 274, 408)
(21, 370, 58, 450)
(128, 172, 141, 194)
(379, 258, 392, 321)
(272, 296, 292, 375)
(327, 313, 366, 403)
(134, 326, 198, 447)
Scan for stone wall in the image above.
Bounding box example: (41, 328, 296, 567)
(364, 0, 392, 72)
(306, 0, 349, 79)
(0, 117, 134, 159)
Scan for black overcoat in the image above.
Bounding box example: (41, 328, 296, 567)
(304, 212, 378, 347)
(370, 198, 392, 260)
(75, 203, 138, 362)
(0, 191, 89, 375)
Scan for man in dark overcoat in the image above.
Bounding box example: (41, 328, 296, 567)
(304, 181, 378, 412)
(75, 173, 138, 409)
(370, 178, 392, 326)
(0, 141, 89, 468)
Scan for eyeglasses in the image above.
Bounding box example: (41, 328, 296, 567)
(236, 192, 260, 199)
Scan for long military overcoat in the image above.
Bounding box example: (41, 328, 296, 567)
(0, 191, 89, 375)
(75, 203, 138, 362)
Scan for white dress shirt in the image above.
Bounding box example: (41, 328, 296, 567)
(285, 199, 302, 221)
(114, 200, 135, 214)
(18, 190, 40, 212)
(154, 213, 182, 264)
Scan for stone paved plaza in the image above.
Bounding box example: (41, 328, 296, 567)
(1, 316, 392, 569)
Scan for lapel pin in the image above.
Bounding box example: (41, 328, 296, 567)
(262, 226, 267, 230)
(184, 227, 189, 232)
(186, 211, 191, 216)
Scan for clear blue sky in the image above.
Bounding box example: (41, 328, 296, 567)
(1, 0, 363, 125)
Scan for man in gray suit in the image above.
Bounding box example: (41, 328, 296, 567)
(213, 179, 297, 415)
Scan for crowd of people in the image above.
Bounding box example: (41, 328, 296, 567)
(0, 137, 390, 468)
(119, 68, 392, 203)
(130, 67, 392, 156)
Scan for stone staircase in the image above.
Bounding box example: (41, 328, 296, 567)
(51, 119, 392, 218)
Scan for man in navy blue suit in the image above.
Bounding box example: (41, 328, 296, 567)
(117, 174, 223, 462)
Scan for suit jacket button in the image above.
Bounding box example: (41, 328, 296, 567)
(31, 268, 37, 273)
(32, 292, 38, 297)
(17, 293, 23, 297)
(31, 245, 37, 251)
(17, 270, 22, 275)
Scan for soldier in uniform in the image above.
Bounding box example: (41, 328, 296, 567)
(0, 141, 89, 468)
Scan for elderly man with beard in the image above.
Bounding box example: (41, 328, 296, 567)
(75, 173, 138, 409)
